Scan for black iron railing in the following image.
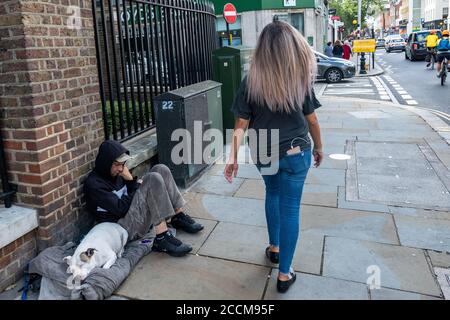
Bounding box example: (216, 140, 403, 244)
(0, 128, 16, 208)
(92, 0, 217, 141)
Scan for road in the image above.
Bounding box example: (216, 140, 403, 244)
(320, 48, 450, 124)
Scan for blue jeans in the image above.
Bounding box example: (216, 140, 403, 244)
(259, 150, 311, 275)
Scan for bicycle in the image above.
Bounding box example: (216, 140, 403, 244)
(439, 57, 448, 86)
(427, 48, 437, 70)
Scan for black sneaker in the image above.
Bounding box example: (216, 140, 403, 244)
(277, 271, 297, 293)
(152, 231, 192, 257)
(170, 212, 204, 234)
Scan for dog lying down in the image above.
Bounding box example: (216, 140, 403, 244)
(63, 222, 128, 282)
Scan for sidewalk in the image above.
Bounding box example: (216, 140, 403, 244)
(112, 96, 450, 300)
(351, 53, 384, 77)
(2, 96, 449, 301)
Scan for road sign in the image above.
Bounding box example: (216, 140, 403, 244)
(352, 39, 376, 53)
(329, 9, 337, 15)
(223, 3, 237, 24)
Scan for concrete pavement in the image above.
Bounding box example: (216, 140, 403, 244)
(2, 95, 450, 301)
(114, 96, 450, 300)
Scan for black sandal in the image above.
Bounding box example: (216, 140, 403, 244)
(265, 246, 279, 264)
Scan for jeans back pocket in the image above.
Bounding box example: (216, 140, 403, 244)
(284, 150, 312, 175)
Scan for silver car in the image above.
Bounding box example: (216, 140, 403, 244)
(315, 52, 356, 83)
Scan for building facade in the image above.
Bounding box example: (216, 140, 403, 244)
(211, 0, 330, 53)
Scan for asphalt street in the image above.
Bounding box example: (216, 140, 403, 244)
(321, 48, 450, 125)
(376, 48, 450, 122)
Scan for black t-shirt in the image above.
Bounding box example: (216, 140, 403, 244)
(230, 78, 321, 165)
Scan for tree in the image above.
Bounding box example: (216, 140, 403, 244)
(329, 0, 385, 36)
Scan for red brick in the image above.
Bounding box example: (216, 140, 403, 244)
(16, 49, 50, 60)
(0, 255, 11, 269)
(2, 241, 16, 255)
(18, 174, 42, 185)
(3, 140, 23, 150)
(63, 68, 81, 78)
(23, 231, 36, 243)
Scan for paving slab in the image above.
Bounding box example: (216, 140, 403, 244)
(356, 141, 422, 159)
(302, 184, 338, 208)
(323, 237, 442, 297)
(427, 251, 450, 268)
(199, 222, 323, 275)
(234, 179, 265, 200)
(305, 168, 345, 187)
(389, 206, 450, 221)
(366, 130, 438, 141)
(338, 187, 390, 213)
(356, 157, 435, 178)
(264, 271, 369, 300)
(357, 174, 450, 209)
(394, 215, 450, 252)
(301, 205, 399, 245)
(207, 164, 262, 180)
(319, 155, 348, 170)
(175, 218, 218, 254)
(116, 253, 270, 300)
(191, 175, 245, 197)
(370, 288, 441, 300)
(184, 193, 267, 227)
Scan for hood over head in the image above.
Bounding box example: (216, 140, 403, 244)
(94, 140, 130, 179)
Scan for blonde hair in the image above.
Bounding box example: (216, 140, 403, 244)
(246, 21, 317, 113)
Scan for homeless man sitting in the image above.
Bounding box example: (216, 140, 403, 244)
(84, 140, 204, 257)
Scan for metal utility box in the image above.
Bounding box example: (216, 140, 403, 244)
(212, 46, 254, 130)
(154, 81, 223, 188)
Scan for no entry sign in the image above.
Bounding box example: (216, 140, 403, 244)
(223, 3, 237, 24)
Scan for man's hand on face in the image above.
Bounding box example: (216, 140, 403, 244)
(119, 165, 134, 181)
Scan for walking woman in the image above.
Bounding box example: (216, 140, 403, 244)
(224, 21, 323, 293)
(332, 40, 344, 58)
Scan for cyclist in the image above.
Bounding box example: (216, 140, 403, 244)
(425, 30, 439, 68)
(436, 30, 450, 78)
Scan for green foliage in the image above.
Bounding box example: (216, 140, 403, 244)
(329, 0, 385, 35)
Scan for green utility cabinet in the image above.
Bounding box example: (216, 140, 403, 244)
(212, 46, 254, 131)
(154, 81, 223, 188)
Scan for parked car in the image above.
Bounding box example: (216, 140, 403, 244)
(376, 38, 386, 48)
(405, 30, 442, 61)
(385, 37, 406, 52)
(315, 51, 356, 83)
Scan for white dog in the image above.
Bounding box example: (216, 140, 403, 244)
(63, 222, 128, 281)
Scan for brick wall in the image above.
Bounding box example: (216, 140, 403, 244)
(0, 230, 37, 291)
(0, 0, 104, 290)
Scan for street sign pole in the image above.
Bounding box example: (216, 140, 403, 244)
(223, 3, 237, 46)
(226, 22, 231, 45)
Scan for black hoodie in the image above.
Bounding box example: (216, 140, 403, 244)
(84, 140, 139, 223)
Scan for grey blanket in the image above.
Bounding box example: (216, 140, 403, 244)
(28, 231, 156, 300)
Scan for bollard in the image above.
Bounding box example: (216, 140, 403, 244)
(360, 52, 367, 74)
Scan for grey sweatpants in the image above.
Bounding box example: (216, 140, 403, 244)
(118, 164, 186, 241)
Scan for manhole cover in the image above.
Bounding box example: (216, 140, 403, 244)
(346, 141, 450, 211)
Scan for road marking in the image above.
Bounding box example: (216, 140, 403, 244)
(402, 95, 413, 99)
(398, 90, 408, 94)
(406, 100, 418, 105)
(376, 76, 399, 104)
